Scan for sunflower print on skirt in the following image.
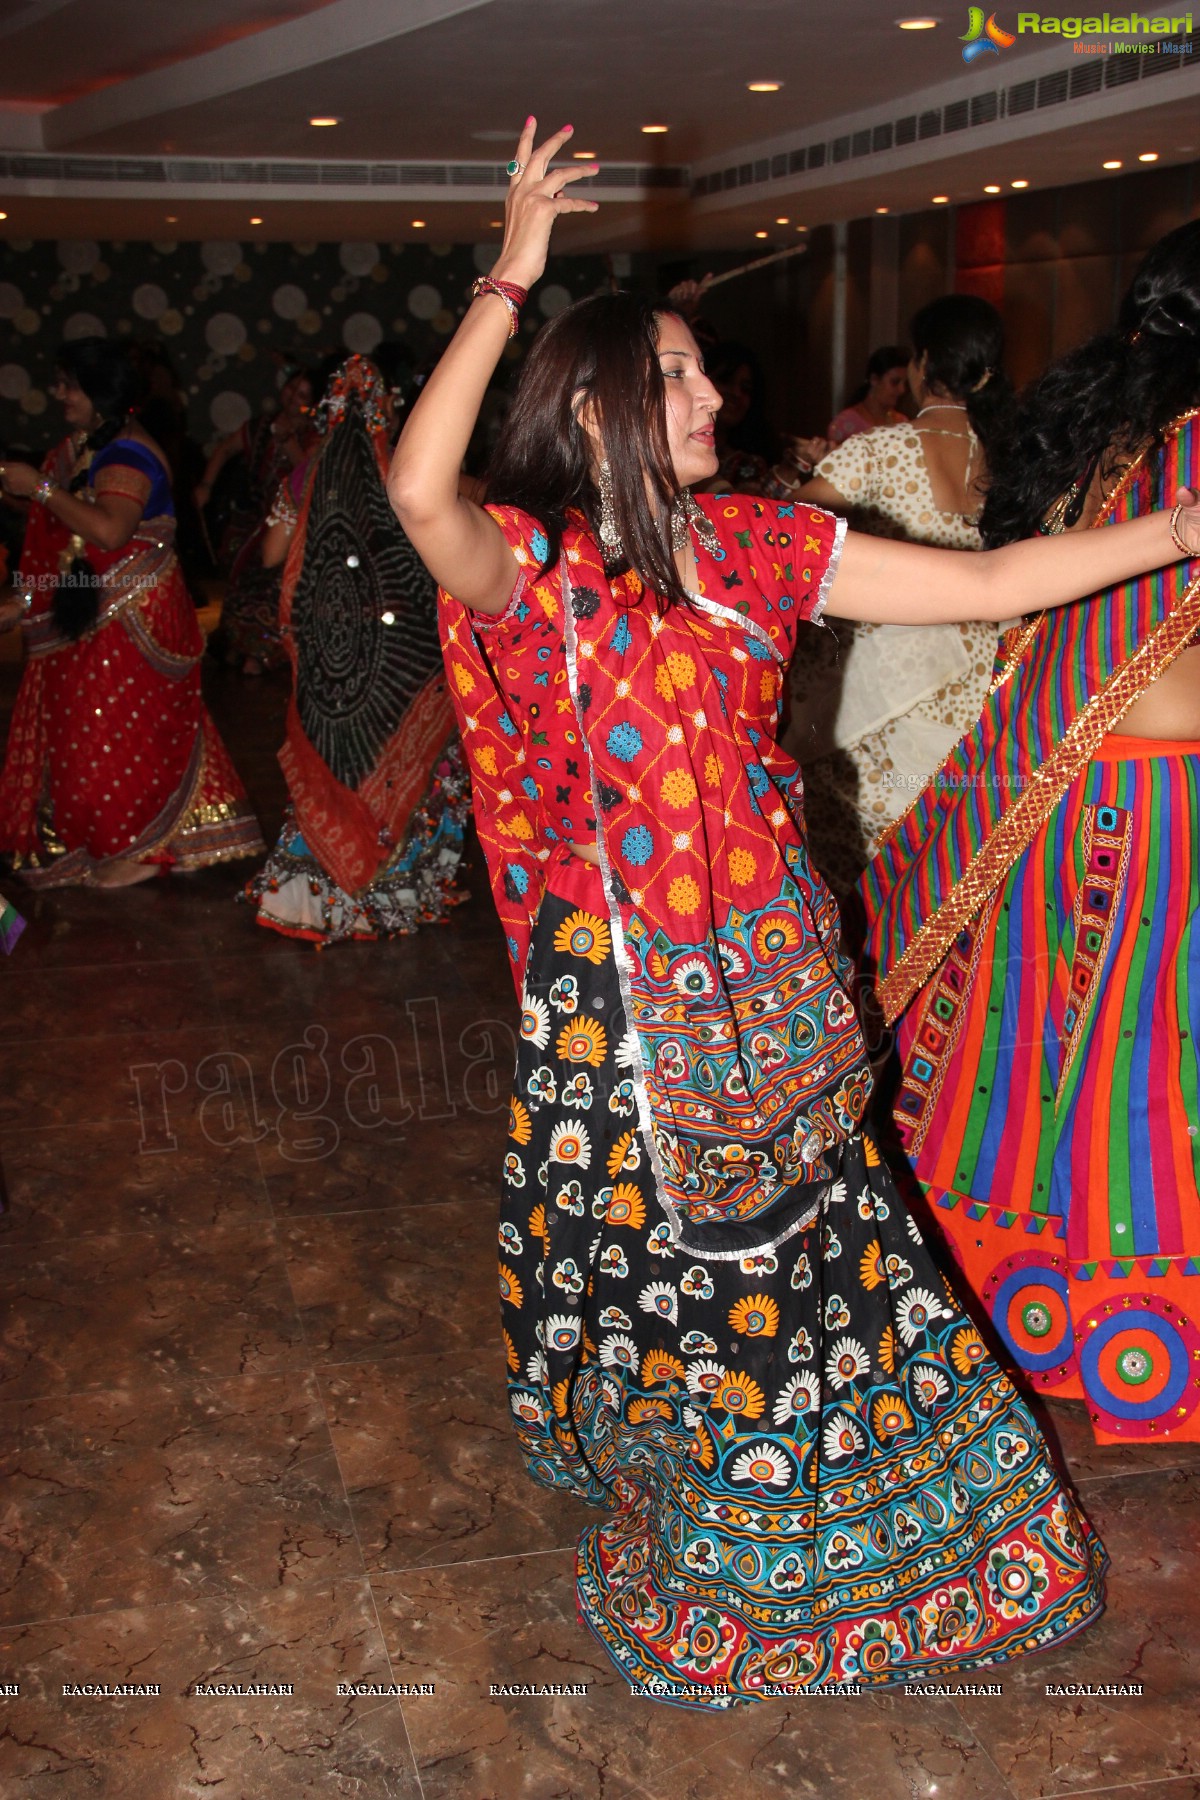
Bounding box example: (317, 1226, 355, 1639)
(499, 887, 1107, 1707)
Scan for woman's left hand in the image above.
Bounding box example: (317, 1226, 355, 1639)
(0, 461, 40, 498)
(490, 118, 599, 293)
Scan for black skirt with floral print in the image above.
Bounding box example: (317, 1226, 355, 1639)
(499, 887, 1107, 1707)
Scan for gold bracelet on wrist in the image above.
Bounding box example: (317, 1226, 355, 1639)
(1168, 502, 1194, 559)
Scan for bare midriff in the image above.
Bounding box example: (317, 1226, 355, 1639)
(570, 842, 601, 865)
(1059, 457, 1200, 741)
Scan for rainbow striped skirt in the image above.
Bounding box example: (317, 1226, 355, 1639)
(894, 734, 1200, 1442)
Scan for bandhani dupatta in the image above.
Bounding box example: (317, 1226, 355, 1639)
(442, 499, 872, 1234)
(277, 358, 454, 895)
(862, 410, 1200, 1023)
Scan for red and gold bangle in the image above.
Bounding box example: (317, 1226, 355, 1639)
(470, 275, 528, 338)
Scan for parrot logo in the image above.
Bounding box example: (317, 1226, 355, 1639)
(961, 8, 1017, 58)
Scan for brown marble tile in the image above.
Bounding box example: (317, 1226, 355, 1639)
(259, 1111, 506, 1216)
(0, 1578, 420, 1797)
(630, 1690, 1019, 1800)
(1047, 1785, 1200, 1800)
(0, 1024, 237, 1132)
(279, 1200, 499, 1366)
(372, 1551, 725, 1800)
(0, 1113, 269, 1243)
(319, 1349, 596, 1573)
(952, 1467, 1199, 1798)
(0, 1218, 307, 1401)
(1040, 1396, 1200, 1485)
(0, 1372, 360, 1626)
(0, 958, 224, 1042)
(0, 865, 253, 974)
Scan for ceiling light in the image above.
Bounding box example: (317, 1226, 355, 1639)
(747, 81, 783, 92)
(641, 123, 669, 134)
(489, 219, 504, 227)
(775, 216, 790, 224)
(896, 15, 940, 26)
(932, 194, 949, 204)
(309, 116, 340, 127)
(1138, 151, 1158, 162)
(983, 184, 1001, 193)
(795, 223, 807, 231)
(0, 211, 7, 221)
(572, 150, 596, 159)
(1103, 159, 1122, 169)
(1011, 178, 1029, 189)
(411, 219, 426, 228)
(875, 205, 890, 214)
(165, 214, 177, 223)
(249, 216, 263, 224)
(755, 230, 769, 238)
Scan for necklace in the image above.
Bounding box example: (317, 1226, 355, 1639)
(917, 402, 969, 418)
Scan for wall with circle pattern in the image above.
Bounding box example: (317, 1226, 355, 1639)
(0, 236, 648, 455)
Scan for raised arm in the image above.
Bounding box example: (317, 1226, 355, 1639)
(825, 491, 1200, 625)
(387, 118, 598, 614)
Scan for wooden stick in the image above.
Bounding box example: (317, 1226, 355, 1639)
(704, 242, 810, 289)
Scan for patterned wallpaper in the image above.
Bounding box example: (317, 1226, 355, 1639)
(0, 236, 647, 455)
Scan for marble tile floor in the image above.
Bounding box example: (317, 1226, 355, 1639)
(0, 658, 1198, 1799)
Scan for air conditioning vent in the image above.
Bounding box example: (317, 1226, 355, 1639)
(1069, 62, 1103, 96)
(1008, 80, 1036, 114)
(1037, 71, 1069, 106)
(943, 100, 969, 132)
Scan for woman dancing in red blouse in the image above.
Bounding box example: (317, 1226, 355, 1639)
(387, 119, 1200, 1705)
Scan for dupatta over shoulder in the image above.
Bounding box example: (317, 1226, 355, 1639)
(862, 410, 1200, 1025)
(441, 496, 872, 1239)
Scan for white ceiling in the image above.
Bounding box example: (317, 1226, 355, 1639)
(0, 0, 1196, 244)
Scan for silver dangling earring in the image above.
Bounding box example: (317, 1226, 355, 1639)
(669, 489, 721, 558)
(597, 458, 624, 563)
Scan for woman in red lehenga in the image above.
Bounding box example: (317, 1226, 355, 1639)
(0, 337, 264, 887)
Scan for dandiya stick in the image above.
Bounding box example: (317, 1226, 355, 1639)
(703, 242, 811, 289)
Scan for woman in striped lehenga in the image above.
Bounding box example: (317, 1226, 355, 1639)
(861, 221, 1200, 1446)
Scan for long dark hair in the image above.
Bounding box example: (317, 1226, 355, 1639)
(485, 292, 687, 606)
(910, 294, 1012, 469)
(53, 337, 142, 640)
(980, 219, 1200, 547)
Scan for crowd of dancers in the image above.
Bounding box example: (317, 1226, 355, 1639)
(1, 120, 1199, 1706)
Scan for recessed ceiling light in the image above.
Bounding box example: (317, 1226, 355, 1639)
(754, 230, 769, 238)
(983, 183, 1001, 193)
(932, 194, 949, 204)
(775, 216, 790, 224)
(1138, 151, 1158, 162)
(489, 219, 504, 227)
(1103, 159, 1122, 169)
(897, 15, 940, 27)
(641, 123, 669, 134)
(249, 216, 263, 224)
(795, 223, 807, 231)
(747, 81, 783, 92)
(0, 211, 7, 221)
(1011, 178, 1029, 189)
(875, 205, 890, 214)
(165, 214, 177, 223)
(411, 219, 426, 228)
(572, 150, 596, 159)
(309, 116, 340, 127)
